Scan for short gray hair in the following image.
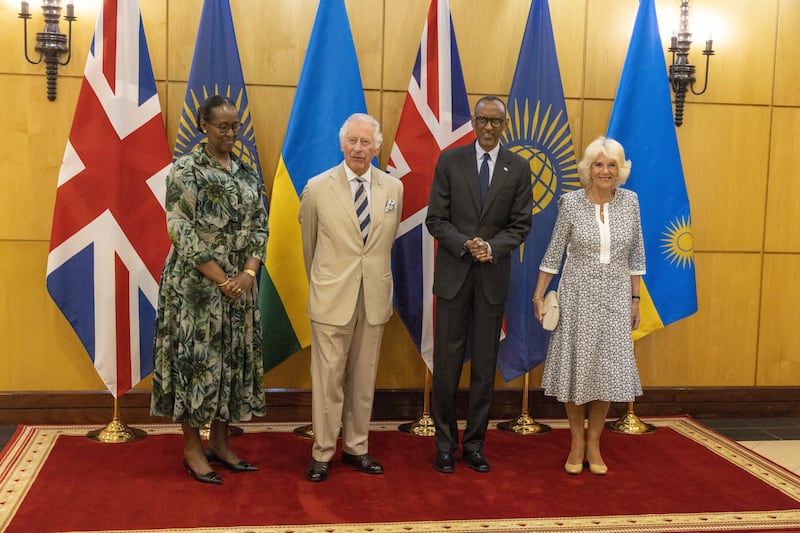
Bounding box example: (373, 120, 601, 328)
(577, 136, 632, 188)
(339, 113, 383, 148)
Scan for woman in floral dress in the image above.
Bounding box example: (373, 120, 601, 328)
(533, 137, 645, 476)
(151, 96, 268, 485)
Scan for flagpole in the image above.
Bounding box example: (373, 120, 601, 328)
(606, 401, 657, 434)
(86, 395, 147, 443)
(497, 372, 551, 435)
(398, 369, 435, 436)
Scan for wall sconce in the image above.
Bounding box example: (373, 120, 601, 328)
(19, 0, 76, 101)
(667, 0, 713, 127)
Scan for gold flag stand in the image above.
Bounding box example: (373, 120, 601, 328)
(86, 396, 147, 443)
(496, 372, 551, 435)
(398, 369, 435, 436)
(605, 401, 657, 434)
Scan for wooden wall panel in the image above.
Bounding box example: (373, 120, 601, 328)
(449, 1, 527, 97)
(583, 0, 637, 100)
(2, 1, 800, 393)
(764, 107, 800, 252)
(677, 105, 770, 252)
(382, 0, 428, 92)
(683, 0, 778, 106)
(774, 0, 800, 106)
(550, 0, 586, 100)
(634, 252, 760, 386)
(579, 99, 613, 150)
(0, 1, 94, 80)
(166, 0, 202, 81)
(140, 0, 167, 80)
(0, 76, 80, 241)
(377, 90, 406, 169)
(758, 254, 800, 385)
(347, 0, 384, 90)
(0, 242, 104, 390)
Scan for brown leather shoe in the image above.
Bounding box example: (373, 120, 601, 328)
(341, 452, 384, 474)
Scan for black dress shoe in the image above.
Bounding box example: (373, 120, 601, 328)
(434, 451, 455, 473)
(305, 459, 331, 482)
(182, 459, 223, 485)
(204, 448, 258, 472)
(464, 450, 490, 473)
(342, 452, 384, 474)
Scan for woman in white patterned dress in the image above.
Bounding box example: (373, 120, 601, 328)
(532, 136, 645, 476)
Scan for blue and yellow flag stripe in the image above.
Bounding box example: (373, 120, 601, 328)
(607, 0, 697, 341)
(261, 0, 368, 371)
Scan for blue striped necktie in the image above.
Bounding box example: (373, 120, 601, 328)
(354, 177, 370, 243)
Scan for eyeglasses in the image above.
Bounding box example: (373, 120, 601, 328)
(209, 122, 241, 133)
(474, 116, 505, 128)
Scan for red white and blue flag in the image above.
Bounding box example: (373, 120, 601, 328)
(388, 0, 473, 370)
(46, 0, 171, 398)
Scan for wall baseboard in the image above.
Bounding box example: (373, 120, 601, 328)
(1, 387, 799, 425)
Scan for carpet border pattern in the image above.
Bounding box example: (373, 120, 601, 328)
(2, 416, 799, 533)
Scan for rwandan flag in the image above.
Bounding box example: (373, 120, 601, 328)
(496, 0, 580, 381)
(607, 0, 697, 340)
(261, 0, 368, 371)
(173, 0, 261, 177)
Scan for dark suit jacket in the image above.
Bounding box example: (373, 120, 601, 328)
(426, 142, 532, 305)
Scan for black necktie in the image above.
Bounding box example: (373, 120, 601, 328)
(479, 153, 490, 205)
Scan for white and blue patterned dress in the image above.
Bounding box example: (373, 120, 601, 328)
(539, 188, 646, 405)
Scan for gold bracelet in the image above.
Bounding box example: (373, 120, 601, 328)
(532, 295, 544, 301)
(243, 268, 257, 278)
(216, 278, 231, 287)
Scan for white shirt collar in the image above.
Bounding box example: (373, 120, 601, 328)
(344, 162, 372, 184)
(475, 141, 501, 163)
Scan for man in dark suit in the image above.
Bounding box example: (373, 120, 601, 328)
(426, 95, 532, 474)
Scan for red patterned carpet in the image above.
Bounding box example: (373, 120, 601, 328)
(1, 417, 799, 532)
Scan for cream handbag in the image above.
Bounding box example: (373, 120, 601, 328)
(541, 290, 559, 331)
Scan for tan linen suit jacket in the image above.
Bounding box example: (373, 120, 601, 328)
(300, 162, 404, 326)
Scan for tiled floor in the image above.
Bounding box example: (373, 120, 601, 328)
(695, 416, 800, 475)
(1, 419, 798, 474)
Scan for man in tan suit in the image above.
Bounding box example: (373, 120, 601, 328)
(299, 113, 404, 482)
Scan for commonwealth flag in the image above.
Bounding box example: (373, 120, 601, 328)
(173, 0, 261, 176)
(46, 0, 171, 397)
(387, 0, 473, 371)
(262, 0, 368, 371)
(497, 0, 580, 381)
(607, 0, 697, 339)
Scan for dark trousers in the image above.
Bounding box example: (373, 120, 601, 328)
(431, 266, 504, 454)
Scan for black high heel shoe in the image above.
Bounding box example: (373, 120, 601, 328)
(183, 458, 223, 485)
(204, 448, 259, 472)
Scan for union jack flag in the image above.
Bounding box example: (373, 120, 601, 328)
(388, 0, 473, 370)
(46, 0, 171, 398)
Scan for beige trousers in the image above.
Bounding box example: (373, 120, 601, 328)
(309, 289, 384, 462)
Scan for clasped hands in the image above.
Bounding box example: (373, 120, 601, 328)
(219, 272, 254, 301)
(465, 237, 492, 263)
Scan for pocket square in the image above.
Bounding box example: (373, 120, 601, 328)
(385, 199, 397, 212)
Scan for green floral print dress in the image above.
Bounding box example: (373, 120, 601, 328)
(151, 146, 268, 427)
